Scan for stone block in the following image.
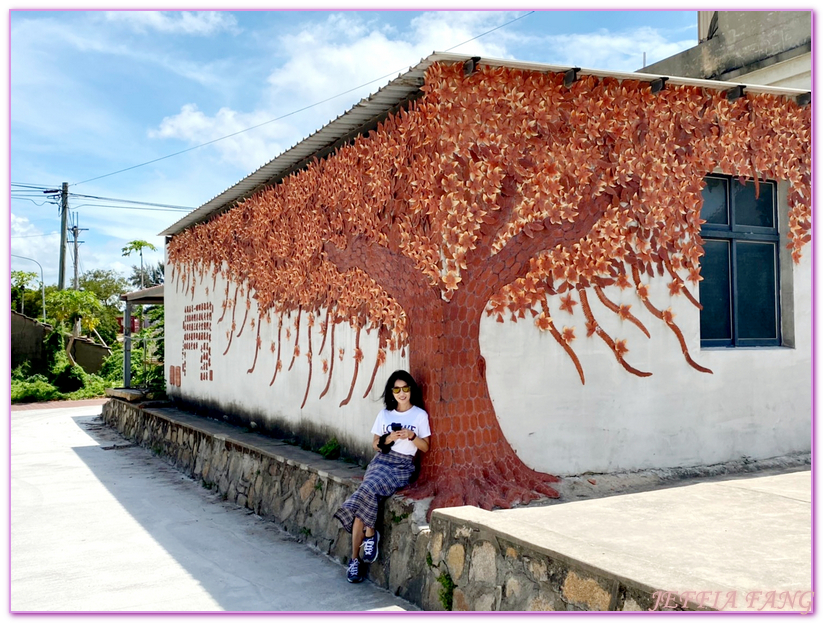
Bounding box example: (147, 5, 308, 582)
(562, 571, 612, 611)
(474, 591, 497, 611)
(505, 577, 522, 600)
(468, 541, 497, 585)
(526, 557, 548, 582)
(453, 588, 469, 611)
(527, 594, 556, 611)
(309, 490, 324, 514)
(413, 529, 431, 569)
(423, 574, 446, 611)
(445, 543, 465, 581)
(281, 495, 295, 520)
(299, 474, 318, 502)
(622, 597, 643, 611)
(429, 529, 444, 563)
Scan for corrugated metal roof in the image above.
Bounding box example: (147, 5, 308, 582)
(161, 51, 809, 237)
(120, 284, 164, 305)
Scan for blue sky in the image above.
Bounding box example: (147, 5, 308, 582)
(9, 9, 700, 286)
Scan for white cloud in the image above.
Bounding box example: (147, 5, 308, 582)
(103, 11, 240, 36)
(33, 19, 231, 87)
(10, 215, 62, 285)
(148, 11, 518, 172)
(149, 103, 296, 173)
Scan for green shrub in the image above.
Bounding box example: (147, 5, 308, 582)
(134, 362, 165, 398)
(13, 329, 117, 403)
(98, 343, 145, 384)
(318, 437, 341, 460)
(52, 363, 86, 393)
(11, 362, 32, 381)
(65, 374, 113, 400)
(11, 379, 63, 403)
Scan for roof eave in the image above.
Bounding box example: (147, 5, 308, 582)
(160, 51, 810, 238)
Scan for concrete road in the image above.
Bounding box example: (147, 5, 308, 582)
(11, 403, 417, 612)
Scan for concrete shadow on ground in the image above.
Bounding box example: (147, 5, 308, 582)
(64, 413, 415, 612)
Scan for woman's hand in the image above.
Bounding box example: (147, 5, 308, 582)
(386, 430, 404, 443)
(390, 428, 415, 442)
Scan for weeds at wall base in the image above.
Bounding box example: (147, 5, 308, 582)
(436, 570, 455, 611)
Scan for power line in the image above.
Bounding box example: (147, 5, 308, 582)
(68, 192, 194, 210)
(11, 182, 54, 189)
(71, 11, 535, 188)
(71, 203, 191, 213)
(11, 197, 60, 207)
(442, 11, 534, 53)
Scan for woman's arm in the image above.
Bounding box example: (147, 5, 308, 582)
(397, 428, 429, 453)
(372, 434, 381, 452)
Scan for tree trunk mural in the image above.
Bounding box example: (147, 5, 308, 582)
(168, 60, 811, 513)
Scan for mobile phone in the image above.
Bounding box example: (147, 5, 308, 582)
(390, 423, 402, 431)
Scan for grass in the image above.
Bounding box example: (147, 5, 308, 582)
(436, 570, 456, 610)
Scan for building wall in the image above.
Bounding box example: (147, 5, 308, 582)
(165, 62, 811, 477)
(484, 258, 811, 475)
(646, 11, 811, 89)
(165, 264, 410, 462)
(166, 249, 811, 475)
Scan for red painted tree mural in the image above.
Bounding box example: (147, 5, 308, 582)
(168, 61, 811, 513)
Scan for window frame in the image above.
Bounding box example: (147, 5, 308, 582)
(699, 174, 781, 348)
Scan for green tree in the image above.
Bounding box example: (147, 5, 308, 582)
(46, 289, 104, 334)
(129, 261, 164, 289)
(145, 304, 165, 361)
(79, 269, 129, 307)
(11, 270, 38, 316)
(121, 240, 158, 289)
(77, 269, 130, 345)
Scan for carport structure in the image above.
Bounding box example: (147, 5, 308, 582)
(120, 284, 164, 388)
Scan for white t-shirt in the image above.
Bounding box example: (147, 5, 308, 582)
(371, 405, 431, 456)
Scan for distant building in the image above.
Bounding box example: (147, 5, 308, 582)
(644, 11, 811, 89)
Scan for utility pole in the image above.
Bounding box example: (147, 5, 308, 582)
(70, 217, 87, 291)
(58, 182, 68, 290)
(70, 217, 88, 336)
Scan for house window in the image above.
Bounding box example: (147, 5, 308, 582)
(699, 175, 780, 347)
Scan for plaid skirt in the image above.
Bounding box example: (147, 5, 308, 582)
(334, 450, 415, 533)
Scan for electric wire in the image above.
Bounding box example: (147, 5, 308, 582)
(68, 192, 194, 210)
(11, 182, 54, 189)
(11, 197, 59, 207)
(71, 203, 191, 213)
(71, 11, 535, 188)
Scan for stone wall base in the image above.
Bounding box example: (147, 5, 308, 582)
(101, 398, 444, 608)
(102, 398, 772, 612)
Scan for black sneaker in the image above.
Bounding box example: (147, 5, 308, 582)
(346, 557, 363, 583)
(361, 530, 380, 564)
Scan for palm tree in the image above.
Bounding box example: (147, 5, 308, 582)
(121, 240, 158, 290)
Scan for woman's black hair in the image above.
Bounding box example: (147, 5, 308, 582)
(383, 369, 424, 411)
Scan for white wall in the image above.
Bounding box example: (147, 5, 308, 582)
(166, 242, 811, 477)
(483, 253, 811, 475)
(164, 263, 409, 458)
(736, 53, 811, 89)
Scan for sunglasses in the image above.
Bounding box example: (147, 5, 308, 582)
(391, 386, 411, 395)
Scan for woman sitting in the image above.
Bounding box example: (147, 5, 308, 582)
(333, 369, 430, 583)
